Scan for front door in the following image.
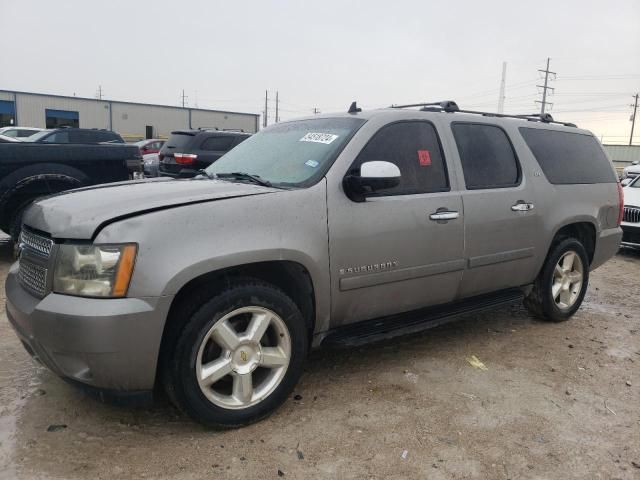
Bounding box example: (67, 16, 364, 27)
(327, 120, 465, 326)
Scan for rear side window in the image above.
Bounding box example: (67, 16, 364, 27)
(201, 136, 235, 151)
(165, 132, 195, 150)
(351, 121, 449, 195)
(519, 128, 616, 184)
(452, 123, 520, 189)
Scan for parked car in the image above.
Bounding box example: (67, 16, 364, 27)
(143, 152, 160, 177)
(622, 160, 640, 180)
(6, 102, 622, 428)
(135, 139, 165, 156)
(25, 128, 125, 144)
(0, 126, 46, 138)
(621, 175, 640, 249)
(0, 142, 141, 240)
(159, 129, 250, 178)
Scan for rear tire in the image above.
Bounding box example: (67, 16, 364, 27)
(164, 279, 308, 428)
(524, 238, 589, 322)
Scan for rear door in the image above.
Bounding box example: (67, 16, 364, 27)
(448, 122, 541, 298)
(327, 120, 465, 325)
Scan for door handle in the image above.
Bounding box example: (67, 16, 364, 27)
(511, 202, 535, 212)
(429, 211, 459, 221)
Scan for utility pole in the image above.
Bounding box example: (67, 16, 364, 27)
(263, 90, 269, 128)
(535, 57, 556, 115)
(181, 89, 188, 108)
(96, 85, 103, 100)
(313, 107, 320, 115)
(497, 62, 507, 114)
(275, 91, 279, 123)
(630, 93, 639, 146)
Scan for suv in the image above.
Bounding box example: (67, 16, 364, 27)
(26, 128, 125, 144)
(158, 129, 250, 178)
(6, 102, 622, 428)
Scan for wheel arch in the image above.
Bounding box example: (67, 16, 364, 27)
(156, 260, 317, 388)
(0, 163, 89, 230)
(549, 220, 597, 265)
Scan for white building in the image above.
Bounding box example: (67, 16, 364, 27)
(0, 90, 260, 141)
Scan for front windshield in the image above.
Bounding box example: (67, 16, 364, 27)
(206, 117, 366, 187)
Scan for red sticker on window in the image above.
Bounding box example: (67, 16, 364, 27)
(418, 150, 431, 166)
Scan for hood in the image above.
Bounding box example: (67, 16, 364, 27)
(623, 183, 640, 207)
(23, 178, 278, 239)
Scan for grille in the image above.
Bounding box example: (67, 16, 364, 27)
(623, 206, 640, 224)
(20, 229, 53, 257)
(18, 260, 48, 296)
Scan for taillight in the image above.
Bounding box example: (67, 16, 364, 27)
(174, 153, 197, 165)
(617, 182, 624, 226)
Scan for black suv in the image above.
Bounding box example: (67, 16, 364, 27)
(26, 128, 125, 144)
(159, 129, 251, 178)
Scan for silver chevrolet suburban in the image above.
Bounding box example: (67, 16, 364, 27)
(6, 101, 623, 427)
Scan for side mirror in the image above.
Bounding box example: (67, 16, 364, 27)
(633, 160, 639, 165)
(343, 161, 401, 202)
(621, 178, 632, 186)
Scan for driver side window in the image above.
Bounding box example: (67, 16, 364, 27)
(350, 121, 449, 196)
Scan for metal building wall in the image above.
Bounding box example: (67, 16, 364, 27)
(0, 90, 259, 139)
(191, 109, 258, 133)
(110, 103, 189, 141)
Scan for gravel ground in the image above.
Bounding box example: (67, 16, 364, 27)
(0, 233, 638, 480)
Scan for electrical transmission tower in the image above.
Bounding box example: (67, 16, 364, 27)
(96, 85, 103, 100)
(631, 93, 639, 146)
(535, 57, 556, 115)
(497, 62, 507, 114)
(180, 89, 188, 108)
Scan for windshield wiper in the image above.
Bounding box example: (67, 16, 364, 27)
(214, 172, 272, 187)
(196, 169, 215, 179)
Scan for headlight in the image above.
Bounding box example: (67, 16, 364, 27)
(53, 244, 137, 298)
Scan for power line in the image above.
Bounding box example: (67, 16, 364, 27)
(535, 57, 556, 115)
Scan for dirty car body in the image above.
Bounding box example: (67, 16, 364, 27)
(5, 106, 623, 426)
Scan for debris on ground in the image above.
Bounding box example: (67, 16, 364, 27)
(466, 355, 488, 371)
(401, 450, 408, 460)
(277, 469, 285, 477)
(46, 424, 67, 432)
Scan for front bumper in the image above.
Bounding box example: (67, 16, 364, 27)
(5, 263, 173, 392)
(621, 222, 640, 249)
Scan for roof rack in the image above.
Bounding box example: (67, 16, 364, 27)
(390, 101, 577, 127)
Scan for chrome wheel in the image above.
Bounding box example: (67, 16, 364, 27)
(551, 250, 584, 310)
(195, 306, 291, 410)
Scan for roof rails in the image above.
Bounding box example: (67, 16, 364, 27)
(390, 100, 577, 127)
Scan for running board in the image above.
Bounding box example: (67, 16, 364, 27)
(321, 288, 524, 348)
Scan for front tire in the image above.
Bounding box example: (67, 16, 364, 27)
(165, 280, 308, 428)
(524, 238, 589, 322)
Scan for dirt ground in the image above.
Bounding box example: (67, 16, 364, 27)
(0, 234, 638, 480)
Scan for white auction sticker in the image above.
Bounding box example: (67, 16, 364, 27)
(299, 132, 339, 144)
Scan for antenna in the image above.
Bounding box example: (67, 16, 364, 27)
(348, 101, 361, 114)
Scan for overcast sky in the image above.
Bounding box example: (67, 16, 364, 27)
(1, 0, 639, 143)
